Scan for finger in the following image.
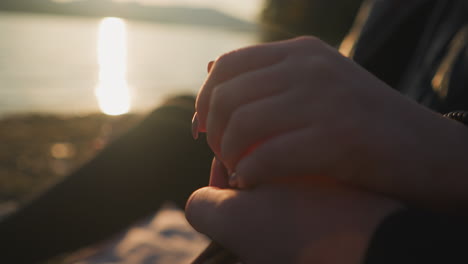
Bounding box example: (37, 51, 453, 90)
(207, 61, 214, 73)
(209, 157, 229, 188)
(234, 126, 357, 188)
(196, 37, 324, 132)
(185, 187, 247, 249)
(219, 90, 310, 171)
(206, 60, 295, 154)
(197, 45, 284, 132)
(185, 186, 293, 263)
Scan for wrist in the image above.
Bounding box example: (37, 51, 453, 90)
(302, 194, 403, 264)
(360, 106, 468, 213)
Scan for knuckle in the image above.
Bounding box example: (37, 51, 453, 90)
(214, 52, 235, 70)
(207, 85, 236, 152)
(228, 106, 254, 136)
(210, 84, 229, 111)
(304, 55, 335, 78)
(222, 108, 257, 162)
(293, 36, 325, 50)
(209, 85, 232, 125)
(274, 59, 297, 82)
(244, 142, 277, 174)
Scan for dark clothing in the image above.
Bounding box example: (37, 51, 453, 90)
(343, 0, 468, 262)
(365, 209, 468, 264)
(344, 0, 468, 112)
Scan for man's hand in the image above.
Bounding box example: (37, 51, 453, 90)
(195, 36, 468, 211)
(186, 181, 401, 264)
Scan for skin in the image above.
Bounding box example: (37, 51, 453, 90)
(186, 160, 401, 264)
(186, 36, 468, 263)
(194, 36, 468, 212)
(186, 157, 401, 264)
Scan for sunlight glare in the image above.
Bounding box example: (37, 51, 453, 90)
(96, 17, 131, 116)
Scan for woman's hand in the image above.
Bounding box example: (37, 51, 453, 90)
(195, 36, 468, 211)
(186, 180, 401, 264)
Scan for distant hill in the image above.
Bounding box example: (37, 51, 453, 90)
(0, 0, 258, 32)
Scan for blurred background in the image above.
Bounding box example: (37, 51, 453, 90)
(0, 0, 262, 209)
(0, 0, 364, 211)
(0, 0, 363, 263)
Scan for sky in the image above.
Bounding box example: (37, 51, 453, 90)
(114, 0, 265, 22)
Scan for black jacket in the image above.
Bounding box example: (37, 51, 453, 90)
(344, 1, 468, 263)
(344, 0, 468, 112)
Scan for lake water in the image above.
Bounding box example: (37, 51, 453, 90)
(0, 11, 258, 116)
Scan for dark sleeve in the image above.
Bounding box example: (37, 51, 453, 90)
(365, 208, 468, 264)
(0, 102, 213, 264)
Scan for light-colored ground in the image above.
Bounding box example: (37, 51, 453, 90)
(66, 205, 209, 264)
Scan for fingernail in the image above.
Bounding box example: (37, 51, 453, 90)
(229, 172, 238, 188)
(207, 61, 214, 73)
(192, 112, 199, 140)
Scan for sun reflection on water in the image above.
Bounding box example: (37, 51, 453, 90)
(96, 17, 131, 116)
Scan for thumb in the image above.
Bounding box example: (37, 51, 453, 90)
(185, 186, 292, 264)
(185, 187, 242, 240)
(186, 186, 269, 261)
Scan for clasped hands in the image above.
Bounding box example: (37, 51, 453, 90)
(185, 37, 468, 264)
